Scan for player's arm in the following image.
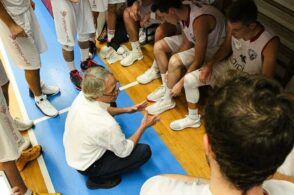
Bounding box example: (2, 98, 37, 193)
(205, 23, 232, 68)
(177, 31, 194, 53)
(170, 16, 210, 97)
(261, 37, 279, 77)
(187, 15, 211, 73)
(199, 23, 232, 83)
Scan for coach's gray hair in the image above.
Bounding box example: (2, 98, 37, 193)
(81, 67, 111, 101)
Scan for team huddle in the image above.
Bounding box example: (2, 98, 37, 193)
(0, 0, 293, 195)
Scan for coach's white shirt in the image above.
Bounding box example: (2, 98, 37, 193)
(140, 176, 294, 195)
(63, 92, 134, 171)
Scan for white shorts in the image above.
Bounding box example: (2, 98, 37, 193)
(89, 0, 108, 12)
(0, 89, 20, 162)
(51, 0, 95, 46)
(0, 8, 47, 70)
(0, 61, 9, 87)
(164, 35, 195, 67)
(164, 34, 221, 68)
(89, 0, 126, 12)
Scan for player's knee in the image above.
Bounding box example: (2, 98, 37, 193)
(169, 55, 182, 70)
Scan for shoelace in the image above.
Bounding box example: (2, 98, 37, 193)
(153, 85, 165, 95)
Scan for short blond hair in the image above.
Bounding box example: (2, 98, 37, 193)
(81, 67, 111, 101)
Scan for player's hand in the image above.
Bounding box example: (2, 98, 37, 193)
(127, 101, 148, 113)
(140, 112, 160, 128)
(9, 24, 27, 40)
(140, 13, 151, 28)
(170, 81, 184, 97)
(199, 65, 212, 84)
(130, 3, 140, 21)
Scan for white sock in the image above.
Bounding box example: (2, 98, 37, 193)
(131, 41, 141, 53)
(151, 61, 159, 71)
(163, 87, 172, 102)
(80, 48, 89, 61)
(66, 61, 76, 71)
(25, 189, 32, 195)
(161, 73, 167, 86)
(188, 108, 198, 120)
(107, 29, 115, 42)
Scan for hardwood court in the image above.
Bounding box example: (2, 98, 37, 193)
(97, 42, 211, 178)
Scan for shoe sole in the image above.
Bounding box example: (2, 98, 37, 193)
(146, 97, 159, 103)
(35, 103, 59, 117)
(147, 102, 176, 115)
(170, 122, 201, 131)
(29, 89, 60, 98)
(146, 93, 164, 102)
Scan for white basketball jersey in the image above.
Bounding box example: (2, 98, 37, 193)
(180, 1, 226, 48)
(228, 26, 276, 74)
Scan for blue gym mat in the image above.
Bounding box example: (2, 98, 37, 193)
(5, 1, 186, 194)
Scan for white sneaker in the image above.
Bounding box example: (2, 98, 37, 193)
(35, 95, 58, 117)
(147, 85, 166, 102)
(41, 81, 60, 95)
(41, 82, 60, 96)
(29, 82, 60, 97)
(139, 28, 147, 44)
(120, 51, 143, 66)
(18, 137, 31, 153)
(100, 45, 115, 59)
(13, 118, 33, 131)
(146, 98, 176, 115)
(170, 115, 201, 131)
(137, 67, 160, 84)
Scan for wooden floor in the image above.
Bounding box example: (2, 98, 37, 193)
(99, 42, 211, 178)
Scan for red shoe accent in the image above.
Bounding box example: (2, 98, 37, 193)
(70, 70, 82, 90)
(80, 58, 102, 71)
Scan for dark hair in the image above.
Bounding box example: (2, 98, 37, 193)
(204, 73, 294, 194)
(227, 0, 258, 25)
(151, 0, 183, 13)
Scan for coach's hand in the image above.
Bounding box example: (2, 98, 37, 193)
(140, 112, 160, 129)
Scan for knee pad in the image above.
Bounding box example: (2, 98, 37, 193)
(184, 74, 196, 89)
(62, 45, 74, 51)
(184, 71, 202, 89)
(78, 33, 90, 42)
